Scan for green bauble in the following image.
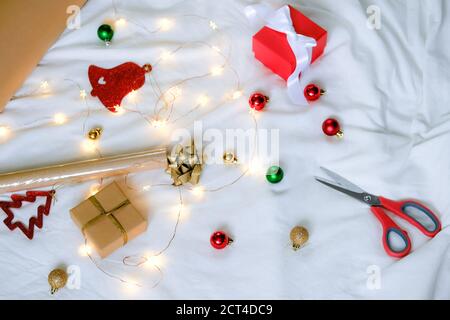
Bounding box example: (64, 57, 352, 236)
(266, 166, 284, 184)
(97, 24, 114, 43)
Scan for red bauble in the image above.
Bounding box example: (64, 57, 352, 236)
(210, 231, 232, 250)
(88, 62, 152, 113)
(249, 93, 269, 111)
(304, 84, 324, 102)
(0, 190, 55, 240)
(322, 118, 343, 138)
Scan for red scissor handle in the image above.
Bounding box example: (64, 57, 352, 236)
(370, 206, 412, 258)
(378, 197, 441, 237)
(370, 197, 442, 258)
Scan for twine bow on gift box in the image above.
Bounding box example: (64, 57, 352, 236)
(166, 141, 202, 186)
(245, 4, 318, 105)
(82, 196, 130, 245)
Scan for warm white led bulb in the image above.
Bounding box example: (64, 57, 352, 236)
(0, 126, 10, 140)
(78, 244, 92, 256)
(160, 50, 173, 61)
(197, 94, 209, 107)
(89, 184, 101, 196)
(79, 89, 87, 99)
(151, 118, 167, 129)
(113, 105, 125, 115)
(53, 113, 67, 125)
(82, 139, 97, 153)
(40, 81, 49, 89)
(158, 18, 174, 31)
(191, 186, 205, 197)
(115, 18, 127, 27)
(0, 126, 9, 135)
(232, 90, 243, 100)
(246, 158, 265, 176)
(210, 65, 224, 76)
(172, 203, 190, 222)
(165, 86, 182, 99)
(248, 108, 258, 116)
(127, 90, 137, 102)
(209, 20, 218, 30)
(123, 279, 140, 292)
(145, 253, 165, 268)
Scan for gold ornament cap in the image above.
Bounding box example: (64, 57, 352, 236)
(223, 152, 238, 164)
(88, 127, 103, 140)
(48, 268, 68, 294)
(290, 226, 309, 251)
(143, 64, 153, 73)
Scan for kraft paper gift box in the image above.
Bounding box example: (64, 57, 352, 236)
(252, 5, 327, 81)
(70, 182, 147, 259)
(0, 0, 87, 112)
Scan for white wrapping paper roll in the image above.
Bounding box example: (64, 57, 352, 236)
(0, 146, 167, 194)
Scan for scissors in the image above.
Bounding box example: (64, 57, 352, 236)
(315, 167, 441, 258)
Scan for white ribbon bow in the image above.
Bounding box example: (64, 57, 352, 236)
(245, 4, 317, 105)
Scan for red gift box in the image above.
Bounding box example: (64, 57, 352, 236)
(252, 5, 327, 81)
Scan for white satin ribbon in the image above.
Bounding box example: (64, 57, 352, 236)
(245, 4, 317, 105)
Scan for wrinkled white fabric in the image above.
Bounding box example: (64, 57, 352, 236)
(0, 0, 449, 300)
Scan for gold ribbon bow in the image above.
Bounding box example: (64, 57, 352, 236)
(82, 196, 130, 245)
(166, 141, 202, 186)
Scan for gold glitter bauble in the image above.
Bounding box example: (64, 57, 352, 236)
(223, 152, 237, 164)
(48, 269, 68, 294)
(88, 127, 103, 140)
(290, 226, 309, 250)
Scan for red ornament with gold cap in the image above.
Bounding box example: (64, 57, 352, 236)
(304, 84, 325, 102)
(210, 231, 233, 250)
(322, 118, 343, 138)
(249, 92, 269, 111)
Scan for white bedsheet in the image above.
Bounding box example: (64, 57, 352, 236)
(0, 0, 449, 299)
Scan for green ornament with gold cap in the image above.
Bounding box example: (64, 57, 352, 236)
(97, 24, 114, 44)
(266, 166, 284, 184)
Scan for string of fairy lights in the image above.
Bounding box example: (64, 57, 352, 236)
(0, 1, 268, 291)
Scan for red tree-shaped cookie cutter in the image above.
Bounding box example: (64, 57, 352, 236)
(0, 190, 55, 240)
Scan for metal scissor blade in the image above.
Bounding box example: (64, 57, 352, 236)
(315, 168, 381, 206)
(319, 167, 366, 194)
(315, 176, 367, 203)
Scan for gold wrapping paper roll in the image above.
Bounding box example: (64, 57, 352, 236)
(0, 146, 167, 194)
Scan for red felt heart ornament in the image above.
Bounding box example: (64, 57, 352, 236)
(88, 62, 152, 112)
(0, 190, 55, 240)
